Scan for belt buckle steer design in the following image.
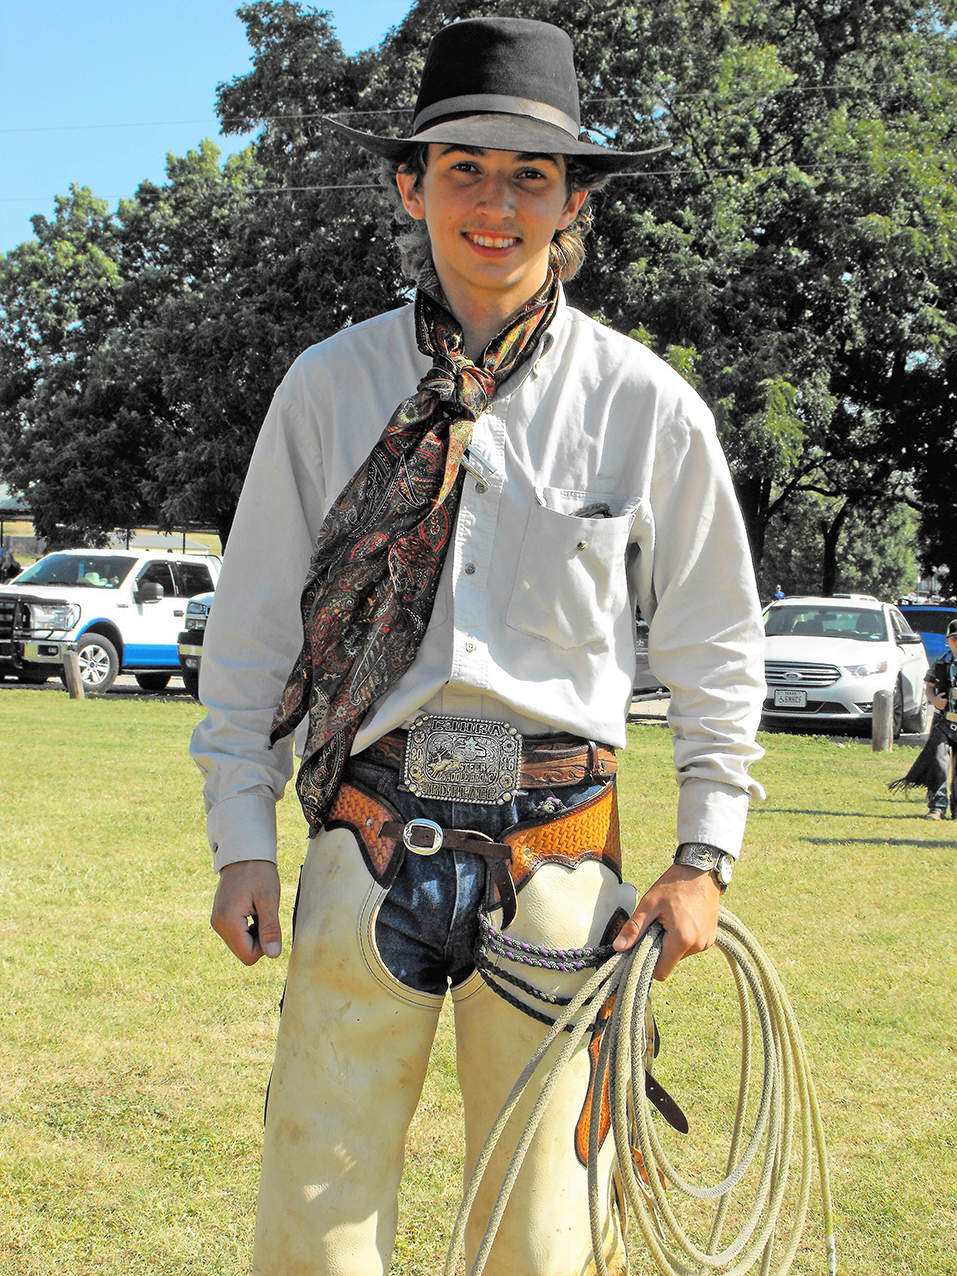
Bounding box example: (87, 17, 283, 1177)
(402, 714, 523, 805)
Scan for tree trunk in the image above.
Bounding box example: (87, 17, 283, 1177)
(733, 472, 772, 567)
(820, 500, 852, 594)
(217, 504, 236, 554)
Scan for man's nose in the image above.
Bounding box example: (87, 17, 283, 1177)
(476, 175, 516, 217)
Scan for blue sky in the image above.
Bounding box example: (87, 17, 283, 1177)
(0, 1, 412, 254)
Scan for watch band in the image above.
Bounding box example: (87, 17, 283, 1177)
(674, 842, 733, 889)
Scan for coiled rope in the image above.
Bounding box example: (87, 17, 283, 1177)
(444, 908, 836, 1276)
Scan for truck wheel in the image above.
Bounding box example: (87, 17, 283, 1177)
(134, 672, 171, 692)
(17, 667, 50, 684)
(75, 634, 119, 692)
(181, 668, 200, 701)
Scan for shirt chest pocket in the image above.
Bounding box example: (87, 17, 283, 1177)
(505, 489, 635, 651)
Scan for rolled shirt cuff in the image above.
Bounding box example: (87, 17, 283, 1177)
(208, 787, 279, 872)
(675, 777, 762, 859)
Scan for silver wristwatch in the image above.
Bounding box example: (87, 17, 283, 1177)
(673, 842, 733, 890)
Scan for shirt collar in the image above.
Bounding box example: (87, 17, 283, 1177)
(495, 283, 567, 397)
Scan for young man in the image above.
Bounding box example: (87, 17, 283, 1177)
(192, 17, 765, 1276)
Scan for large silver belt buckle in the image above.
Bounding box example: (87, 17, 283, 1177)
(401, 714, 523, 805)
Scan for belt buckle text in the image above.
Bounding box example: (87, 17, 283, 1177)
(401, 714, 523, 805)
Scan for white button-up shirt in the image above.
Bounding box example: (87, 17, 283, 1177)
(191, 288, 765, 871)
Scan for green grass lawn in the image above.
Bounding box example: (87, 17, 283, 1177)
(0, 689, 954, 1274)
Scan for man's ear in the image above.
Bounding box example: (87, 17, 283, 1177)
(556, 188, 588, 231)
(396, 170, 427, 221)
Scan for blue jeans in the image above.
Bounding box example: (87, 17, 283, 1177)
(343, 753, 609, 994)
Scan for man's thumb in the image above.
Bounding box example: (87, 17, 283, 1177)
(255, 907, 283, 959)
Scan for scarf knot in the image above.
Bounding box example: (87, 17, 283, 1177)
(417, 358, 497, 420)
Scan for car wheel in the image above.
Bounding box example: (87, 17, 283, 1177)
(901, 683, 931, 735)
(892, 678, 904, 739)
(17, 667, 50, 685)
(134, 672, 171, 692)
(75, 634, 119, 692)
(181, 668, 200, 701)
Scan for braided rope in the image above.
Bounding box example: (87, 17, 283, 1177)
(475, 913, 615, 1030)
(479, 913, 615, 971)
(445, 909, 836, 1276)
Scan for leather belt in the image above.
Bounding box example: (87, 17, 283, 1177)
(365, 727, 617, 790)
(378, 816, 509, 857)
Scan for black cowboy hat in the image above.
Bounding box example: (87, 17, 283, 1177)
(324, 17, 668, 171)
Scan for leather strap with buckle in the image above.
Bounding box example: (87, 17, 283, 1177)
(325, 774, 622, 931)
(325, 780, 520, 924)
(379, 817, 513, 861)
(379, 817, 518, 925)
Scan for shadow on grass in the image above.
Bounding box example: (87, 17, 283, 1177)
(0, 677, 195, 701)
(804, 835, 957, 847)
(760, 724, 928, 748)
(753, 806, 942, 820)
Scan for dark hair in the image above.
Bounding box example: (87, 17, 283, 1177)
(378, 142, 609, 284)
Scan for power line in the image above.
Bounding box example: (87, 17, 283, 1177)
(0, 119, 250, 135)
(0, 160, 905, 208)
(0, 83, 920, 136)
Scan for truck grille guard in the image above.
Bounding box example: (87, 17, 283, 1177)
(0, 592, 74, 666)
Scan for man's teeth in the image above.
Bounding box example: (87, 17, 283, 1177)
(469, 234, 516, 248)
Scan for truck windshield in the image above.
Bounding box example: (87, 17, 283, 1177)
(15, 554, 137, 589)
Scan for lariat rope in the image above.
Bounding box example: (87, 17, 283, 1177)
(444, 909, 836, 1276)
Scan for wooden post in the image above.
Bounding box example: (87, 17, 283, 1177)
(872, 688, 892, 751)
(62, 649, 85, 700)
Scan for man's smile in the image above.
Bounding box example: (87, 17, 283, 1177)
(464, 232, 520, 249)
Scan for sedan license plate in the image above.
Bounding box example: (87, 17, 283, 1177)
(774, 688, 807, 708)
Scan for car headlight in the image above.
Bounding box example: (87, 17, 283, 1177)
(29, 601, 78, 631)
(842, 660, 888, 678)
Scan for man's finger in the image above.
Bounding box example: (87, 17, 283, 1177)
(651, 929, 683, 981)
(612, 913, 648, 952)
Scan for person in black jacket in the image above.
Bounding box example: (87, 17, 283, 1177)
(889, 618, 957, 818)
(921, 620, 957, 818)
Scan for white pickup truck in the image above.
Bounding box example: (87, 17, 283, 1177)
(0, 549, 221, 692)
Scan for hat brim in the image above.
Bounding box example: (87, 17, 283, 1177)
(323, 114, 669, 171)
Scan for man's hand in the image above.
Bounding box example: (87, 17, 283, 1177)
(613, 863, 722, 980)
(926, 682, 946, 711)
(210, 860, 282, 966)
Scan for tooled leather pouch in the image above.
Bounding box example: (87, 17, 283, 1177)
(326, 779, 407, 887)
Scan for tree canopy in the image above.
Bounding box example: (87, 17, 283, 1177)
(1, 0, 955, 593)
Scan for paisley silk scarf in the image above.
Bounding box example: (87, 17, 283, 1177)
(270, 269, 559, 832)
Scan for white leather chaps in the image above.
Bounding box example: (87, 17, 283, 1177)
(252, 818, 636, 1276)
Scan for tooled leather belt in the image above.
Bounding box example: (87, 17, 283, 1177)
(364, 725, 617, 790)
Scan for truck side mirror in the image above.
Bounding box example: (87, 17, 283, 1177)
(134, 581, 165, 603)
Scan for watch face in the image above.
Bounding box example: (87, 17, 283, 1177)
(716, 855, 733, 886)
